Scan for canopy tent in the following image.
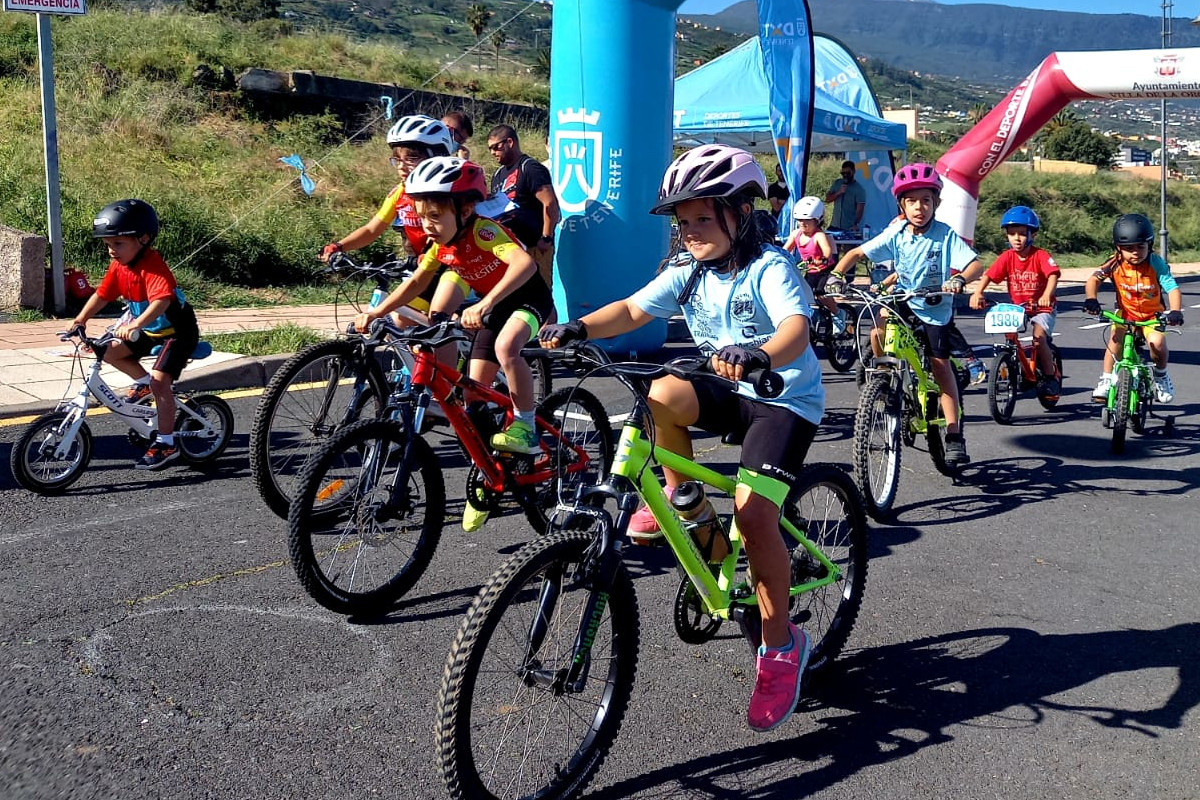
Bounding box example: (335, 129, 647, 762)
(673, 37, 907, 154)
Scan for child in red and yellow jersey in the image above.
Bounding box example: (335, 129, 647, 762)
(355, 158, 553, 531)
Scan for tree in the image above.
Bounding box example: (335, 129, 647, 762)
(531, 47, 551, 80)
(185, 0, 218, 13)
(1043, 108, 1081, 136)
(219, 0, 278, 22)
(968, 102, 989, 125)
(1041, 123, 1118, 169)
(491, 29, 506, 71)
(466, 3, 491, 69)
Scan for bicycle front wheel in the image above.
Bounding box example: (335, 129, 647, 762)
(852, 373, 903, 521)
(525, 388, 615, 534)
(250, 339, 387, 518)
(11, 411, 92, 494)
(287, 418, 445, 615)
(1111, 368, 1132, 454)
(987, 351, 1018, 424)
(784, 464, 869, 675)
(436, 530, 639, 800)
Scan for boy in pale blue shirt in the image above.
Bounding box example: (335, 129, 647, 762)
(828, 163, 983, 466)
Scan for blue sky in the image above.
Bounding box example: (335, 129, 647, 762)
(679, 0, 1177, 17)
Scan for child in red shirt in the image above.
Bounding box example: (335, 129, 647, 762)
(70, 199, 200, 470)
(969, 205, 1061, 398)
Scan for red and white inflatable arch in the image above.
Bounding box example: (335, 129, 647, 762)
(936, 48, 1200, 242)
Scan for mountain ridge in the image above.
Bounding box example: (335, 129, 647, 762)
(693, 0, 1200, 82)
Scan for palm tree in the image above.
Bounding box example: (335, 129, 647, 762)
(968, 102, 989, 125)
(466, 3, 491, 69)
(1044, 108, 1081, 136)
(532, 47, 551, 80)
(491, 29, 506, 71)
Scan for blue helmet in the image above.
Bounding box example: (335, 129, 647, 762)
(1000, 205, 1041, 231)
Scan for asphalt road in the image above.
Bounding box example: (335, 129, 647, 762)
(2, 281, 1199, 800)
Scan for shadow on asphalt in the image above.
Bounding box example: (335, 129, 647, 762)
(592, 623, 1200, 799)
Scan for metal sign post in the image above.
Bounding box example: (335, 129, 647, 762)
(4, 0, 88, 316)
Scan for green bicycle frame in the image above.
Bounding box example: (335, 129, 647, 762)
(878, 315, 943, 434)
(1101, 310, 1159, 412)
(608, 421, 842, 617)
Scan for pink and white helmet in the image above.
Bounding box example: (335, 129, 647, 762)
(892, 162, 943, 198)
(651, 145, 767, 215)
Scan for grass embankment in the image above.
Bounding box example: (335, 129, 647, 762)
(0, 8, 549, 313)
(204, 322, 327, 355)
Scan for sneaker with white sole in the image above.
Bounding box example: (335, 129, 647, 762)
(1153, 370, 1175, 404)
(1092, 372, 1116, 403)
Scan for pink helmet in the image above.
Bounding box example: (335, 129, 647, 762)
(892, 162, 943, 198)
(651, 145, 767, 215)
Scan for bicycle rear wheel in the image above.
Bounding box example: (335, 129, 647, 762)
(784, 464, 869, 676)
(287, 418, 445, 614)
(175, 394, 234, 463)
(1037, 343, 1065, 411)
(824, 303, 858, 373)
(852, 373, 903, 521)
(524, 388, 614, 533)
(436, 530, 639, 800)
(1111, 368, 1132, 454)
(250, 339, 387, 518)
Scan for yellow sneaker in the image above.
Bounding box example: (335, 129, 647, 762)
(462, 503, 490, 533)
(490, 419, 539, 454)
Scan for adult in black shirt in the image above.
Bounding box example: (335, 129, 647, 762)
(487, 124, 561, 293)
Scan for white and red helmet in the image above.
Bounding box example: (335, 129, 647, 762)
(386, 114, 456, 157)
(651, 145, 767, 215)
(405, 157, 488, 201)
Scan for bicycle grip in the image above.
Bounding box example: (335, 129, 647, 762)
(745, 367, 784, 399)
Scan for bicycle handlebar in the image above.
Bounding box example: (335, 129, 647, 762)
(604, 354, 783, 399)
(59, 325, 138, 348)
(324, 252, 417, 280)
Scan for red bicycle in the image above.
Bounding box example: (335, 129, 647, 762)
(982, 301, 1064, 424)
(285, 317, 614, 614)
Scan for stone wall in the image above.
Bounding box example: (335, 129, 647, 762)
(236, 68, 548, 137)
(0, 226, 47, 311)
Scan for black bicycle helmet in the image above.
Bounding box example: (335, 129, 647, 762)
(92, 199, 159, 241)
(1112, 213, 1154, 245)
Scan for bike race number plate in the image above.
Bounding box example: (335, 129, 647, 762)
(984, 303, 1026, 334)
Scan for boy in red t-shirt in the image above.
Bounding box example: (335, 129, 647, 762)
(70, 199, 200, 470)
(970, 205, 1061, 398)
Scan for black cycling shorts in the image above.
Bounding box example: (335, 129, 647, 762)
(469, 276, 554, 364)
(127, 331, 199, 381)
(691, 378, 817, 490)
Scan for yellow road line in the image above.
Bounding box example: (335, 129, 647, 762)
(0, 385, 271, 429)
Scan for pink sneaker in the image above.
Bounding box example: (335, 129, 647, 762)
(628, 486, 672, 541)
(747, 624, 811, 732)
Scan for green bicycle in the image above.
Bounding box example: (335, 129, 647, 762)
(435, 350, 869, 800)
(849, 286, 964, 521)
(1096, 309, 1176, 454)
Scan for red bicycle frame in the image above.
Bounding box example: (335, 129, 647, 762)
(407, 343, 593, 495)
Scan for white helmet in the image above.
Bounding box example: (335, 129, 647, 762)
(386, 114, 455, 157)
(793, 196, 825, 221)
(651, 145, 767, 215)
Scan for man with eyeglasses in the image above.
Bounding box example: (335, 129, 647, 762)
(486, 124, 561, 300)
